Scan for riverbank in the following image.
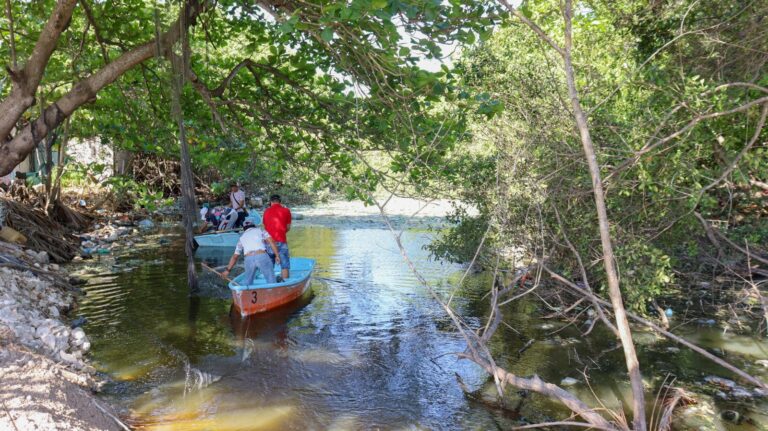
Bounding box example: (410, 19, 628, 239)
(0, 241, 124, 430)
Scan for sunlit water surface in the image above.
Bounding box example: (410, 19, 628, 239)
(72, 220, 768, 430)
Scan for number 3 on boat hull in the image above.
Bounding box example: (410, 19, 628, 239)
(228, 258, 315, 316)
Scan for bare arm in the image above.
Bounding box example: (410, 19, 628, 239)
(266, 237, 281, 264)
(221, 253, 240, 277)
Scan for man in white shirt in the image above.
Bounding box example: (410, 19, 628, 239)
(222, 221, 282, 285)
(229, 184, 247, 228)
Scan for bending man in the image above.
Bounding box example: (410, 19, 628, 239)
(222, 220, 281, 284)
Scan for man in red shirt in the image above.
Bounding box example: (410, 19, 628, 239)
(263, 194, 292, 280)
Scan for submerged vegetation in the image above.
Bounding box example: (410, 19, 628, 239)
(1, 0, 767, 429)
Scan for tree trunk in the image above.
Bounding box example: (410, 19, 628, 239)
(0, 0, 205, 177)
(168, 6, 198, 291)
(114, 149, 134, 176)
(0, 0, 77, 144)
(562, 1, 646, 429)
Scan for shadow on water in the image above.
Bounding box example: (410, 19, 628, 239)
(227, 289, 314, 347)
(71, 225, 768, 430)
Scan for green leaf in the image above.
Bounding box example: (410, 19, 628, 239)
(370, 0, 388, 9)
(321, 27, 334, 42)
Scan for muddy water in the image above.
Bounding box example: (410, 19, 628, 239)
(72, 217, 768, 430)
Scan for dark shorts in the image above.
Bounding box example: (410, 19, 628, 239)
(234, 211, 247, 228)
(266, 241, 290, 269)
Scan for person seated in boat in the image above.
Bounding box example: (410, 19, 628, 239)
(203, 207, 223, 231)
(198, 204, 218, 233)
(222, 220, 281, 284)
(218, 207, 238, 231)
(263, 194, 292, 281)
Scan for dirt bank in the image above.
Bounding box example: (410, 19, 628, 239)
(0, 241, 123, 430)
(0, 344, 122, 430)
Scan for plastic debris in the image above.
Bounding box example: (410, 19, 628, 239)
(137, 219, 155, 229)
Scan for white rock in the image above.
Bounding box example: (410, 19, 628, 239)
(55, 335, 69, 351)
(48, 306, 59, 317)
(560, 377, 579, 386)
(41, 333, 57, 351)
(59, 351, 77, 363)
(71, 327, 86, 342)
(35, 251, 50, 264)
(35, 325, 51, 339)
(81, 340, 91, 352)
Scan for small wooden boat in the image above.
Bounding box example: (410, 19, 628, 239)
(194, 230, 241, 248)
(228, 257, 315, 316)
(193, 211, 262, 248)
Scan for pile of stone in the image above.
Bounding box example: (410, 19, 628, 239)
(0, 249, 93, 373)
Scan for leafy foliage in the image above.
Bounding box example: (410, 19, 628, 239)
(434, 0, 768, 312)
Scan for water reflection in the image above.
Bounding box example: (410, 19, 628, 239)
(74, 224, 768, 430)
(227, 292, 313, 348)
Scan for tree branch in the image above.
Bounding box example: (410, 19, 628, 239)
(497, 0, 565, 58)
(561, 1, 647, 428)
(0, 0, 78, 144)
(0, 0, 207, 177)
(545, 266, 768, 389)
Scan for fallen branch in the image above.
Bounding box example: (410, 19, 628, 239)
(695, 212, 768, 266)
(91, 400, 131, 431)
(511, 421, 618, 430)
(546, 266, 768, 389)
(369, 192, 620, 430)
(458, 352, 620, 430)
(750, 179, 768, 192)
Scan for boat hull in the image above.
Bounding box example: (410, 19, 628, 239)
(194, 211, 261, 248)
(231, 277, 311, 316)
(194, 231, 240, 248)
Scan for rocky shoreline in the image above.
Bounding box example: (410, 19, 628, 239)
(0, 240, 124, 430)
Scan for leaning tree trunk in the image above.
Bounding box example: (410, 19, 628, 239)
(562, 1, 646, 429)
(0, 0, 205, 177)
(0, 0, 77, 146)
(166, 5, 198, 291)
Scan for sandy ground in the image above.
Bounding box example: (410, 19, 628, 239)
(0, 343, 121, 431)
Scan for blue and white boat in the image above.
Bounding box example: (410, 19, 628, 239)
(194, 211, 261, 248)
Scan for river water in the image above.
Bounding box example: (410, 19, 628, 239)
(71, 209, 768, 430)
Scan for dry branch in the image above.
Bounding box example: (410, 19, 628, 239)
(545, 267, 768, 389)
(0, 197, 80, 263)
